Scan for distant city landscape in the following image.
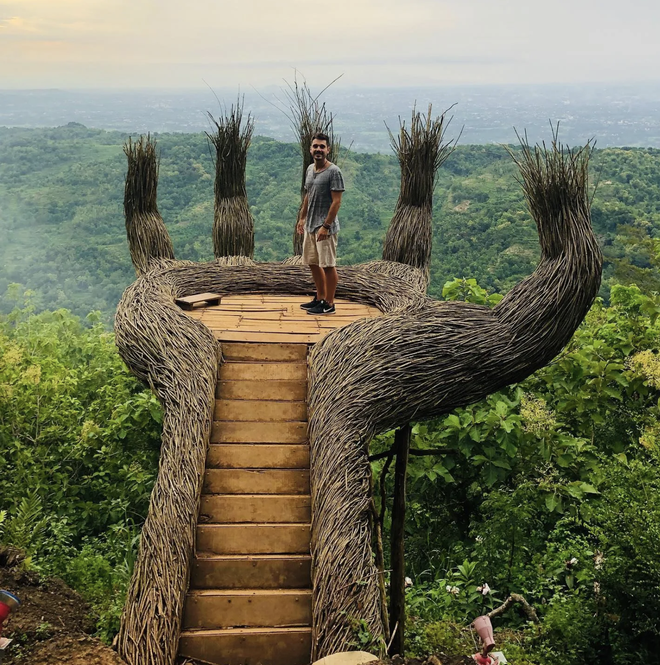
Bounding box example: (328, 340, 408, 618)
(2, 82, 660, 152)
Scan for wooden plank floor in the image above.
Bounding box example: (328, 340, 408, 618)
(185, 294, 382, 344)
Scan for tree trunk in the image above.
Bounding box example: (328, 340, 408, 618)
(388, 424, 411, 656)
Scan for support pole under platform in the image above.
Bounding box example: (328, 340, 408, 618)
(389, 423, 411, 657)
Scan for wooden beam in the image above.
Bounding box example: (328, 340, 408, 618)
(389, 423, 411, 657)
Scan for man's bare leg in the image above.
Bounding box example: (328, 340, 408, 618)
(324, 267, 338, 305)
(310, 264, 327, 301)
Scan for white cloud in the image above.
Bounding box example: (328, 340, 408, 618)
(0, 0, 658, 87)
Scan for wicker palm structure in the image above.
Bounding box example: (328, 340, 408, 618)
(123, 137, 175, 275)
(114, 133, 602, 665)
(207, 101, 255, 259)
(382, 105, 457, 277)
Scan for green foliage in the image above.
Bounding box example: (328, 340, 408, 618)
(536, 595, 603, 664)
(61, 536, 139, 643)
(410, 618, 475, 658)
(408, 618, 543, 665)
(344, 614, 387, 655)
(587, 458, 660, 660)
(407, 559, 499, 625)
(0, 292, 161, 639)
(441, 277, 503, 306)
(3, 491, 48, 560)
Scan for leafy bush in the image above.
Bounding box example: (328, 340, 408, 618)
(407, 560, 499, 625)
(395, 284, 660, 663)
(0, 294, 161, 640)
(588, 457, 660, 662)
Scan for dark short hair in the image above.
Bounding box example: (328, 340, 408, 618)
(311, 132, 330, 145)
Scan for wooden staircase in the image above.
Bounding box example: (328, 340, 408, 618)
(178, 342, 313, 665)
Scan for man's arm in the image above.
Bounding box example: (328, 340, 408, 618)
(317, 190, 343, 241)
(296, 194, 309, 235)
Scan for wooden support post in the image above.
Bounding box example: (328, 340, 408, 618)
(388, 423, 411, 657)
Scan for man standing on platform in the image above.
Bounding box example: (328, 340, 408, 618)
(296, 132, 345, 315)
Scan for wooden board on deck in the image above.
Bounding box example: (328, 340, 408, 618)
(176, 292, 222, 310)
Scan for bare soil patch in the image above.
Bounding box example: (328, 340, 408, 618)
(0, 550, 125, 664)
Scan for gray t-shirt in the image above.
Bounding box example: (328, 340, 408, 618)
(304, 163, 345, 234)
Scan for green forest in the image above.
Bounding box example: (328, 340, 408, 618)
(2, 124, 660, 317)
(1, 125, 660, 663)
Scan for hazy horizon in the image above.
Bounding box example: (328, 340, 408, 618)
(3, 78, 660, 92)
(2, 82, 660, 152)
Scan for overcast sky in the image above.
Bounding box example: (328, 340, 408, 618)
(1, 0, 659, 89)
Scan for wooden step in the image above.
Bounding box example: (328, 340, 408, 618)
(217, 379, 307, 401)
(214, 331, 320, 344)
(221, 343, 308, 362)
(197, 524, 311, 555)
(211, 421, 307, 444)
(220, 363, 307, 382)
(204, 469, 310, 495)
(207, 444, 310, 470)
(199, 495, 311, 524)
(215, 399, 307, 422)
(183, 589, 312, 630)
(178, 627, 311, 665)
(190, 555, 311, 590)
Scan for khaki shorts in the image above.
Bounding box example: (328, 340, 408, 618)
(302, 230, 338, 268)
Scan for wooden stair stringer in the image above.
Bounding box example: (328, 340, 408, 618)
(179, 341, 312, 665)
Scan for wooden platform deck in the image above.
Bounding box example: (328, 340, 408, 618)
(185, 294, 382, 344)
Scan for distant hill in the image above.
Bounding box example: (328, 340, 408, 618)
(3, 84, 660, 151)
(1, 125, 659, 320)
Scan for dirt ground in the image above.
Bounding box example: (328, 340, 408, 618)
(0, 548, 124, 664)
(24, 635, 126, 665)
